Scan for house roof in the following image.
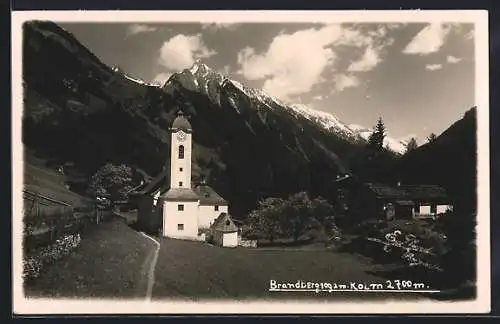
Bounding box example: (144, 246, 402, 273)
(23, 183, 90, 208)
(364, 183, 449, 201)
(211, 212, 239, 233)
(193, 181, 227, 205)
(399, 185, 449, 200)
(131, 168, 169, 196)
(163, 188, 200, 201)
(395, 200, 415, 206)
(364, 183, 409, 199)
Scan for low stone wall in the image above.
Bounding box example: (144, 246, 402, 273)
(238, 237, 257, 248)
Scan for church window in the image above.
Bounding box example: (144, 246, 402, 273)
(179, 167, 183, 172)
(178, 204, 184, 211)
(226, 220, 230, 226)
(179, 181, 183, 187)
(178, 145, 184, 159)
(178, 224, 184, 231)
(214, 205, 219, 211)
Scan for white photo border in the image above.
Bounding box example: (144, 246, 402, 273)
(11, 10, 491, 315)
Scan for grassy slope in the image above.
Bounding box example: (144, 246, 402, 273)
(24, 218, 155, 299)
(152, 238, 426, 301)
(23, 149, 91, 207)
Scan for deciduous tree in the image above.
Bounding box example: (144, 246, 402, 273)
(87, 163, 134, 203)
(247, 197, 286, 243)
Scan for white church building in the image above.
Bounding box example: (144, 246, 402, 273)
(132, 111, 238, 246)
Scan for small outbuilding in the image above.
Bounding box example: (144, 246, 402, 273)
(209, 212, 239, 248)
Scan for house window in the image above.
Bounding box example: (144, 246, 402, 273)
(178, 145, 184, 159)
(179, 181, 183, 187)
(179, 167, 183, 172)
(178, 204, 184, 211)
(214, 205, 219, 211)
(178, 224, 184, 231)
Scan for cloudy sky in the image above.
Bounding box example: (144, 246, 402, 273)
(59, 21, 475, 142)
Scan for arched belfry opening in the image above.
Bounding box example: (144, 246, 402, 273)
(178, 145, 185, 159)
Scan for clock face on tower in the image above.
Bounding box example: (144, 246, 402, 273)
(177, 131, 186, 142)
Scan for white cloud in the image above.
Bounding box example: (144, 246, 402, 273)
(312, 95, 325, 101)
(465, 29, 474, 40)
(236, 24, 394, 100)
(201, 23, 238, 31)
(221, 65, 231, 75)
(236, 25, 339, 100)
(347, 46, 382, 72)
(402, 23, 452, 55)
(126, 24, 157, 37)
(446, 55, 462, 63)
(386, 23, 408, 30)
(152, 72, 171, 86)
(347, 25, 398, 73)
(425, 63, 443, 71)
(333, 74, 360, 92)
(158, 34, 216, 71)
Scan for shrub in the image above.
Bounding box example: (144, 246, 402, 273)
(348, 219, 447, 270)
(246, 192, 339, 244)
(437, 210, 477, 287)
(23, 233, 82, 282)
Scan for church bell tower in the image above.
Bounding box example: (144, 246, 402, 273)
(169, 110, 193, 189)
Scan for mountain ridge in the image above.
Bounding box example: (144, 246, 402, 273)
(156, 60, 410, 154)
(113, 57, 410, 154)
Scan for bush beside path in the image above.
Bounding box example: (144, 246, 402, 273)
(24, 217, 157, 299)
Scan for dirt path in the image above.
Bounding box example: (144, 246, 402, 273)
(138, 232, 160, 301)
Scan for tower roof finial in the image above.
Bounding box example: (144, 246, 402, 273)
(171, 108, 192, 132)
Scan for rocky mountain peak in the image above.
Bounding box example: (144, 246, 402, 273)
(189, 59, 212, 75)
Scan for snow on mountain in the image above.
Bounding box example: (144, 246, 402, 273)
(348, 124, 408, 154)
(167, 61, 408, 154)
(383, 137, 408, 154)
(230, 79, 289, 109)
(123, 73, 160, 87)
(286, 103, 356, 140)
(112, 66, 161, 88)
(348, 124, 368, 132)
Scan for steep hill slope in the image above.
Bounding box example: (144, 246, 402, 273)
(396, 107, 477, 212)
